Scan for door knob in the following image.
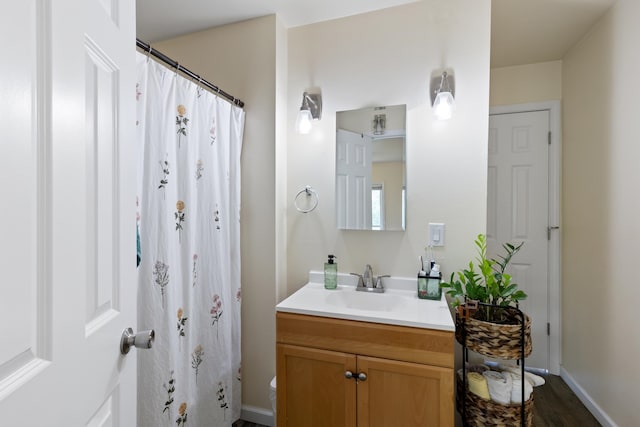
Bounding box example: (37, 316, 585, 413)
(357, 373, 367, 382)
(345, 371, 354, 380)
(120, 327, 155, 355)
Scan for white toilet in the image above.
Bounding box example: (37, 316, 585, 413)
(269, 376, 277, 425)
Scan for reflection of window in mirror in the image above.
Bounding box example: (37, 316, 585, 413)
(402, 186, 406, 230)
(372, 184, 384, 230)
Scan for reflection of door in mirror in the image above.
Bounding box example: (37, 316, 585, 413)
(336, 129, 372, 229)
(336, 105, 406, 231)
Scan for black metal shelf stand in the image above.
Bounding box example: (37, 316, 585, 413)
(458, 302, 527, 427)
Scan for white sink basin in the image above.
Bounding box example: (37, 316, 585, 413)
(325, 290, 404, 312)
(276, 272, 454, 331)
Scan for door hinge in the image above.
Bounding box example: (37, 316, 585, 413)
(547, 322, 550, 336)
(547, 225, 560, 240)
(548, 131, 552, 145)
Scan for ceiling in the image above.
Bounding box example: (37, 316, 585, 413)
(136, 0, 420, 43)
(490, 0, 615, 67)
(136, 0, 616, 68)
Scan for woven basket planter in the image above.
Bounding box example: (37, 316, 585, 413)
(456, 376, 533, 427)
(455, 309, 532, 359)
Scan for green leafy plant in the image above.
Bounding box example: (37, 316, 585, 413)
(440, 234, 527, 321)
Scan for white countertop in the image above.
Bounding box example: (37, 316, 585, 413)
(276, 271, 455, 331)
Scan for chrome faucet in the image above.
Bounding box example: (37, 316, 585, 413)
(351, 264, 388, 293)
(363, 264, 374, 288)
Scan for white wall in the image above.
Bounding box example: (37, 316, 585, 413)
(563, 0, 640, 424)
(490, 60, 562, 106)
(286, 0, 492, 293)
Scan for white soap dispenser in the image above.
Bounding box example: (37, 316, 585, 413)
(427, 263, 442, 300)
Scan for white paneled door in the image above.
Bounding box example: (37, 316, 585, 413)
(487, 110, 551, 372)
(336, 129, 372, 229)
(0, 0, 137, 425)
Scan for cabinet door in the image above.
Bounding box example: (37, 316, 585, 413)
(277, 343, 357, 427)
(357, 356, 454, 427)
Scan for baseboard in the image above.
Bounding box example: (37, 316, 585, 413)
(240, 405, 274, 427)
(560, 367, 618, 427)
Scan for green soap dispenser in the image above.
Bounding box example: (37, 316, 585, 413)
(324, 254, 338, 289)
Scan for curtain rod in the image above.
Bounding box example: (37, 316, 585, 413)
(136, 38, 245, 109)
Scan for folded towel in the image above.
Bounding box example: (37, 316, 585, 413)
(508, 371, 533, 403)
(466, 363, 490, 374)
(497, 363, 545, 387)
(467, 372, 491, 400)
(483, 371, 512, 405)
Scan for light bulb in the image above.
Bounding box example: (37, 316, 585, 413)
(296, 109, 313, 134)
(433, 91, 455, 121)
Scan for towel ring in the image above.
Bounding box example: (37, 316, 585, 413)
(294, 186, 319, 213)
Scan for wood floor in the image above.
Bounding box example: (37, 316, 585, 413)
(233, 375, 601, 426)
(531, 374, 600, 427)
(233, 421, 266, 427)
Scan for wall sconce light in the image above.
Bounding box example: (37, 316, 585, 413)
(430, 71, 455, 120)
(295, 92, 322, 134)
(372, 113, 386, 135)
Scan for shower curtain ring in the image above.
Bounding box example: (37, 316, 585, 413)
(146, 46, 153, 61)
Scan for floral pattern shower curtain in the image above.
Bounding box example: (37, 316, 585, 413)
(135, 52, 244, 426)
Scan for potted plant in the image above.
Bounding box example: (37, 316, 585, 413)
(440, 233, 526, 319)
(440, 234, 531, 359)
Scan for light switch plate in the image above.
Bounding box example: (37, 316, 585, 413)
(428, 223, 445, 247)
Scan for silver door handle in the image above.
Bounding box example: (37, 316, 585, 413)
(120, 328, 155, 355)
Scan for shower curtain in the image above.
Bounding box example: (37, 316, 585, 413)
(135, 52, 244, 426)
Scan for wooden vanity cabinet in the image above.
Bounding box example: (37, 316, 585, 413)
(277, 344, 357, 426)
(276, 312, 454, 427)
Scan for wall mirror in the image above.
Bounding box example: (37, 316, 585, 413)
(336, 104, 406, 231)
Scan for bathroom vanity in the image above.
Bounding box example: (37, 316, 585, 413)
(275, 273, 455, 426)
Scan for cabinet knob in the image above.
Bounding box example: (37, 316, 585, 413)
(345, 371, 367, 381)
